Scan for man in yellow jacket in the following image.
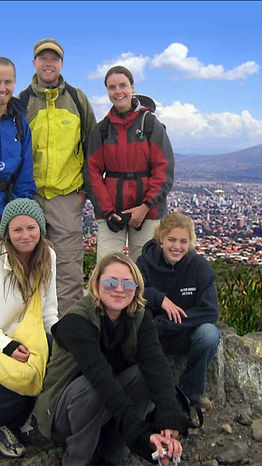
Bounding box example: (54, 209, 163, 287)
(20, 38, 96, 315)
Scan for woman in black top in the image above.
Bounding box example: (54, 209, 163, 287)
(34, 252, 189, 466)
(137, 212, 221, 408)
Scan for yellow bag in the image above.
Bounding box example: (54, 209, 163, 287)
(0, 289, 48, 396)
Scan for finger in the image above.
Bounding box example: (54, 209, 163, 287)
(177, 307, 188, 317)
(121, 209, 132, 214)
(171, 310, 182, 323)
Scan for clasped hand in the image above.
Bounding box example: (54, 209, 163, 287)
(150, 429, 182, 466)
(11, 344, 30, 362)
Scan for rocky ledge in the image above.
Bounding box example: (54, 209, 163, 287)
(0, 323, 261, 466)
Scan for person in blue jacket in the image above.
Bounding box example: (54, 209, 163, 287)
(137, 211, 221, 409)
(0, 57, 35, 216)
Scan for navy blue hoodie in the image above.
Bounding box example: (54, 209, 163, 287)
(136, 239, 219, 335)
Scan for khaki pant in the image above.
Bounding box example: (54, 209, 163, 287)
(35, 192, 84, 316)
(96, 219, 160, 262)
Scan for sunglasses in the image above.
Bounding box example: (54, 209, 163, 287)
(100, 278, 138, 293)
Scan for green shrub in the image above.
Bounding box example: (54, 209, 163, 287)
(212, 260, 262, 336)
(83, 243, 97, 284)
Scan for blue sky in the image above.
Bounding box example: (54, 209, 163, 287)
(2, 0, 262, 155)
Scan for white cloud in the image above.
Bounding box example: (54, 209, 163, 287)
(87, 52, 149, 81)
(154, 101, 262, 154)
(151, 42, 259, 80)
(90, 95, 111, 121)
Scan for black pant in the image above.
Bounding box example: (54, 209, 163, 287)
(0, 384, 35, 431)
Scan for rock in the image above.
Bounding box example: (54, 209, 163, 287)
(202, 461, 219, 466)
(222, 423, 233, 434)
(216, 442, 249, 463)
(235, 413, 253, 426)
(252, 418, 262, 441)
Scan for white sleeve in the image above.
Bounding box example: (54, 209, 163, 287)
(42, 247, 58, 332)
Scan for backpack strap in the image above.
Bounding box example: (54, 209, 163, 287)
(100, 111, 155, 143)
(175, 385, 204, 429)
(19, 85, 36, 106)
(100, 116, 110, 143)
(136, 111, 156, 141)
(14, 115, 24, 142)
(65, 82, 85, 151)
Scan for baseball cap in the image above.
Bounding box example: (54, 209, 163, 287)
(33, 38, 64, 59)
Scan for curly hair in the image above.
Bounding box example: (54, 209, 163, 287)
(87, 252, 146, 316)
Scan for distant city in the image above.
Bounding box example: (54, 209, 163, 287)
(82, 180, 262, 266)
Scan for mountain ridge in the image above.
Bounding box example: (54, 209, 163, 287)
(174, 143, 262, 182)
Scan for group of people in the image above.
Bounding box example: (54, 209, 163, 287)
(0, 38, 220, 465)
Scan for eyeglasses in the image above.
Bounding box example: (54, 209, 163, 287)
(100, 278, 138, 293)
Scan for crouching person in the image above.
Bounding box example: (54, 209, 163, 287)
(34, 252, 190, 466)
(0, 198, 58, 458)
(137, 212, 221, 410)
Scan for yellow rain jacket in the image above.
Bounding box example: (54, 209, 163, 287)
(23, 75, 96, 199)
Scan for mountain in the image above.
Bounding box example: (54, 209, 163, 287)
(174, 144, 262, 182)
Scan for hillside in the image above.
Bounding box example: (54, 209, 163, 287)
(175, 144, 262, 182)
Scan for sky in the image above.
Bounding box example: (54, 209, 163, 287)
(2, 0, 262, 155)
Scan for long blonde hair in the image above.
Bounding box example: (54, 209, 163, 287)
(1, 233, 52, 303)
(87, 252, 146, 316)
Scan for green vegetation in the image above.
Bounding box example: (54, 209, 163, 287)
(212, 260, 262, 336)
(83, 238, 97, 284)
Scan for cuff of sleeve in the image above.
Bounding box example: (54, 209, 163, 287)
(154, 400, 190, 437)
(3, 340, 21, 356)
(143, 200, 152, 209)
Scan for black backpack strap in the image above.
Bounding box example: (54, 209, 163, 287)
(19, 85, 36, 106)
(100, 116, 110, 143)
(135, 111, 156, 141)
(14, 115, 24, 142)
(65, 82, 85, 148)
(175, 385, 204, 429)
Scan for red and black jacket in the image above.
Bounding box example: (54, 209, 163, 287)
(86, 106, 175, 220)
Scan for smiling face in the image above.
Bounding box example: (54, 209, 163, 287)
(161, 227, 191, 265)
(8, 215, 41, 260)
(106, 73, 134, 113)
(33, 50, 63, 87)
(0, 64, 15, 115)
(98, 262, 136, 320)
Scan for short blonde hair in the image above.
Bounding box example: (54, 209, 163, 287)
(154, 212, 196, 248)
(87, 252, 146, 316)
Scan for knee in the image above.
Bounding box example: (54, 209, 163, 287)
(191, 324, 221, 350)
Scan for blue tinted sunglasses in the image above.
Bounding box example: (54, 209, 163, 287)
(100, 278, 138, 293)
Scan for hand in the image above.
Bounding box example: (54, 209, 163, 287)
(122, 204, 149, 228)
(161, 297, 188, 323)
(150, 432, 183, 466)
(77, 191, 87, 205)
(11, 344, 30, 362)
(109, 212, 122, 221)
(161, 429, 179, 440)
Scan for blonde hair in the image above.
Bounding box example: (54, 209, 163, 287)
(87, 252, 146, 316)
(1, 233, 52, 303)
(154, 211, 196, 248)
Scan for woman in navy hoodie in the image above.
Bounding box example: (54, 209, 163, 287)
(0, 57, 35, 216)
(137, 211, 221, 409)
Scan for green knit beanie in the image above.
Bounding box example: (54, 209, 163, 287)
(0, 198, 46, 239)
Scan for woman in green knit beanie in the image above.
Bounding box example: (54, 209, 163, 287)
(0, 198, 58, 458)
